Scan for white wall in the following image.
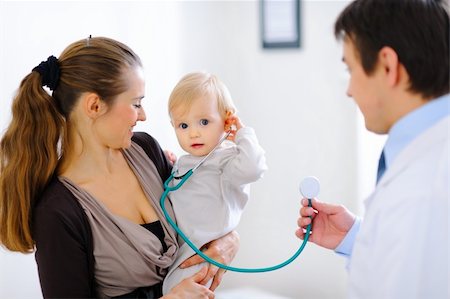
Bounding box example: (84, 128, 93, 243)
(0, 1, 385, 298)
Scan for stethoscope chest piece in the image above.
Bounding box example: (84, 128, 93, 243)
(299, 176, 320, 199)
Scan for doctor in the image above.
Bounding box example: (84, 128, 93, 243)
(296, 0, 449, 298)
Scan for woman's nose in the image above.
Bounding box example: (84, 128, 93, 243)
(138, 107, 146, 121)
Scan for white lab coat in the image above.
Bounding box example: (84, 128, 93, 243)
(348, 116, 449, 299)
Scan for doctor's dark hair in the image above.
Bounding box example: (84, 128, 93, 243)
(0, 37, 142, 253)
(334, 0, 449, 99)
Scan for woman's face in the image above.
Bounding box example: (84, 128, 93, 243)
(94, 67, 146, 149)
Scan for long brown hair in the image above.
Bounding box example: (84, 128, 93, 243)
(0, 37, 142, 252)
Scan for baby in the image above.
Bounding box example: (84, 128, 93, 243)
(162, 71, 267, 294)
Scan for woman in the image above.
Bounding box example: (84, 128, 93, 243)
(0, 36, 239, 298)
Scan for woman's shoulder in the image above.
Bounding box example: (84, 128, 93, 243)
(36, 176, 76, 208)
(33, 176, 93, 245)
(33, 176, 87, 224)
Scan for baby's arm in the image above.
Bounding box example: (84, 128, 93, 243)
(223, 115, 267, 184)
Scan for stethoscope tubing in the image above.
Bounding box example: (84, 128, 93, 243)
(160, 172, 312, 273)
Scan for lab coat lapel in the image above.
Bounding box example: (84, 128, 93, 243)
(364, 116, 449, 209)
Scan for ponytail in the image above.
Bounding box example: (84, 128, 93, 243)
(0, 72, 63, 252)
(0, 36, 142, 253)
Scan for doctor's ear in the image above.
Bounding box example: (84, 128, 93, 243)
(378, 46, 402, 87)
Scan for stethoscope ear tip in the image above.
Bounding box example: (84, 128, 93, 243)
(299, 176, 320, 199)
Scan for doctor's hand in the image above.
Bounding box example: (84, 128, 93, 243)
(296, 198, 356, 250)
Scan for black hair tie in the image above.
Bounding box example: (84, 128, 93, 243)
(32, 55, 60, 91)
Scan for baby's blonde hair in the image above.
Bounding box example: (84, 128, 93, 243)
(168, 71, 236, 118)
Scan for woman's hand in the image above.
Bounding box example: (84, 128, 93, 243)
(179, 231, 240, 291)
(163, 266, 214, 299)
(164, 150, 177, 165)
(296, 198, 356, 249)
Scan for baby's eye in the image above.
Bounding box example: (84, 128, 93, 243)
(200, 119, 209, 126)
(178, 123, 188, 129)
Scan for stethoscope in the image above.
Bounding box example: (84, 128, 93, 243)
(160, 131, 320, 273)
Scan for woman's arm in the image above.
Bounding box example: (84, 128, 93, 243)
(33, 181, 95, 298)
(178, 231, 240, 291)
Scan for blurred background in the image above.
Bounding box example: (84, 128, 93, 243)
(0, 1, 385, 298)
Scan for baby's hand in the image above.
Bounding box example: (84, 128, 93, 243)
(225, 114, 244, 142)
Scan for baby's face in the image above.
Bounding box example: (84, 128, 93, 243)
(170, 95, 226, 156)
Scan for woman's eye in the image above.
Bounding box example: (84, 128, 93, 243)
(133, 104, 142, 109)
(179, 123, 188, 129)
(200, 119, 209, 126)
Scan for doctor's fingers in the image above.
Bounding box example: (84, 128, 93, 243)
(298, 205, 317, 230)
(297, 212, 313, 229)
(295, 227, 308, 240)
(302, 197, 322, 207)
(299, 204, 316, 218)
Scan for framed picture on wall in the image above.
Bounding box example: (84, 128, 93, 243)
(261, 0, 301, 49)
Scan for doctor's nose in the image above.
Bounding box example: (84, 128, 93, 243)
(346, 83, 353, 98)
(346, 88, 352, 98)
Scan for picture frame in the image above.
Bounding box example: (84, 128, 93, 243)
(261, 0, 301, 49)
